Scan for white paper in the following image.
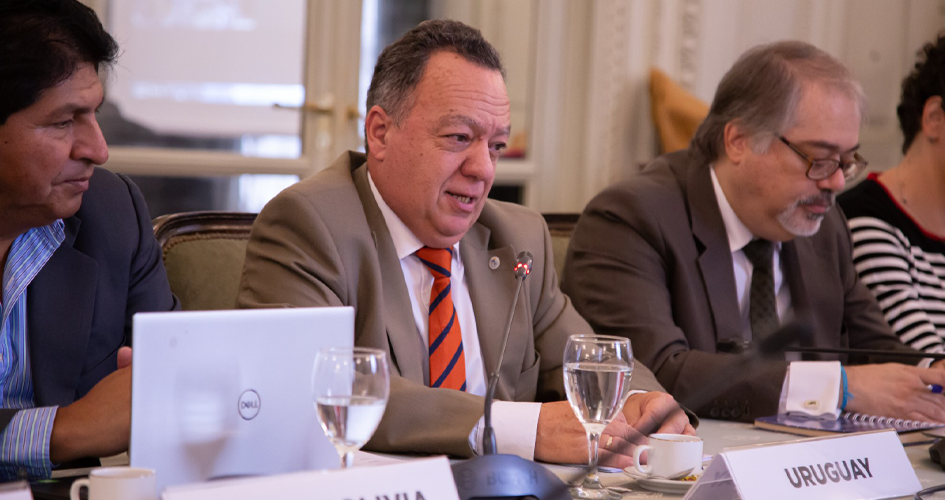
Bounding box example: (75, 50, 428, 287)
(352, 450, 407, 467)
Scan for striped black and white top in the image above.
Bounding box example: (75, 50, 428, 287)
(838, 174, 945, 354)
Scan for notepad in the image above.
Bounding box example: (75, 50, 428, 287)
(754, 412, 943, 445)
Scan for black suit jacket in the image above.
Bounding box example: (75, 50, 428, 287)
(562, 149, 916, 421)
(0, 168, 178, 431)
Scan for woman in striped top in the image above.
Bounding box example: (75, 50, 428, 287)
(838, 33, 945, 354)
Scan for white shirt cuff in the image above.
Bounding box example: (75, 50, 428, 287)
(778, 361, 841, 419)
(468, 401, 542, 459)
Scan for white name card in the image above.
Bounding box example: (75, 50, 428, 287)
(684, 430, 920, 500)
(160, 456, 459, 500)
(0, 481, 31, 500)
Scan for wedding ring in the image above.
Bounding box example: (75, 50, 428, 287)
(605, 435, 614, 448)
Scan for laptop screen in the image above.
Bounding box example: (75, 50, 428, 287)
(129, 307, 354, 491)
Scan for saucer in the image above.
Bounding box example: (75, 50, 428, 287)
(623, 467, 702, 494)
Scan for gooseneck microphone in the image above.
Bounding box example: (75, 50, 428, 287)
(483, 251, 532, 455)
(451, 251, 570, 500)
(683, 320, 814, 415)
(785, 347, 945, 360)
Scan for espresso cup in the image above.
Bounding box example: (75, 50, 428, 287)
(632, 433, 703, 479)
(70, 467, 157, 500)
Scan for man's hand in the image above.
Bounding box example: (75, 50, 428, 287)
(534, 392, 694, 469)
(621, 391, 695, 436)
(845, 363, 945, 423)
(49, 347, 133, 464)
(117, 346, 132, 369)
(533, 401, 593, 466)
(601, 392, 694, 468)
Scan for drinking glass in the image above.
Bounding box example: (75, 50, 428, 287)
(312, 347, 390, 468)
(563, 334, 634, 500)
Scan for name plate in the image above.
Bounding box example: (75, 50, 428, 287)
(0, 481, 31, 500)
(684, 430, 920, 500)
(161, 457, 459, 500)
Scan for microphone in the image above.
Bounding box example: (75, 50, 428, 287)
(482, 251, 532, 455)
(757, 320, 814, 358)
(785, 347, 945, 360)
(451, 251, 570, 500)
(683, 320, 814, 415)
(714, 319, 813, 358)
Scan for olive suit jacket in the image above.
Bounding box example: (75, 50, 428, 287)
(237, 151, 666, 457)
(562, 149, 917, 421)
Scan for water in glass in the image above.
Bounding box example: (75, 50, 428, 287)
(312, 347, 389, 468)
(315, 395, 386, 455)
(564, 362, 633, 434)
(563, 335, 634, 500)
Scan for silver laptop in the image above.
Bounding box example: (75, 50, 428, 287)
(129, 307, 354, 491)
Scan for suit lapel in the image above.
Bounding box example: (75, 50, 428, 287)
(686, 161, 745, 345)
(460, 222, 517, 399)
(27, 216, 98, 407)
(351, 165, 427, 383)
(781, 238, 817, 340)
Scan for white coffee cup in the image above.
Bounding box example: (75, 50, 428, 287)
(70, 467, 157, 500)
(632, 433, 703, 479)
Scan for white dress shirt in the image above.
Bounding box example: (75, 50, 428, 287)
(368, 172, 541, 457)
(710, 167, 841, 417)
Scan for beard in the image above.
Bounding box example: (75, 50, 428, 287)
(776, 191, 835, 237)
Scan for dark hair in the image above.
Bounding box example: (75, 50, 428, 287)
(366, 19, 504, 128)
(0, 0, 118, 124)
(897, 32, 945, 154)
(690, 40, 865, 164)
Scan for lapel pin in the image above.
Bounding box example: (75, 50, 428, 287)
(489, 256, 500, 270)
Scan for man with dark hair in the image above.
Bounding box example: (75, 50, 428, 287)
(564, 41, 945, 424)
(239, 19, 693, 465)
(0, 0, 177, 479)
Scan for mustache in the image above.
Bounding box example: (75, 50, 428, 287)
(796, 191, 835, 208)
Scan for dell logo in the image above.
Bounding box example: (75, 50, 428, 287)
(238, 389, 261, 420)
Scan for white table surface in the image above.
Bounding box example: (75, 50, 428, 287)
(57, 420, 944, 499)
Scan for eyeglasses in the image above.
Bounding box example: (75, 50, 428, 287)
(778, 136, 868, 181)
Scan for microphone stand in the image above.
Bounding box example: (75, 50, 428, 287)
(785, 347, 945, 360)
(481, 255, 531, 454)
(681, 320, 815, 415)
(451, 252, 570, 500)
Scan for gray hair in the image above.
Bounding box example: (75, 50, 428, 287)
(690, 40, 866, 163)
(365, 19, 504, 137)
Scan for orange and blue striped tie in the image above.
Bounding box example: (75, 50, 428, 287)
(415, 246, 467, 391)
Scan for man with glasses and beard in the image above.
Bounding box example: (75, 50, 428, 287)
(563, 41, 945, 424)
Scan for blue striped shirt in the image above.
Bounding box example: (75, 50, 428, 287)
(0, 221, 64, 479)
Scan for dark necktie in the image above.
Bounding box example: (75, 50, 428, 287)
(415, 246, 467, 391)
(742, 239, 778, 341)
